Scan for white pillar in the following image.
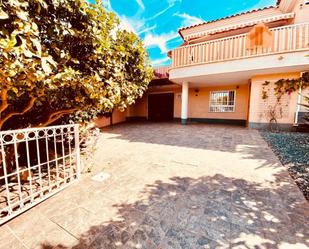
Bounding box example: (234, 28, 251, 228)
(181, 81, 189, 125)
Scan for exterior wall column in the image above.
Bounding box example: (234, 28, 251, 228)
(181, 81, 189, 125)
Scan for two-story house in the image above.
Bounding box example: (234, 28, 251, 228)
(97, 0, 309, 130)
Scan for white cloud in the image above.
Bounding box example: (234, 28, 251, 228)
(148, 5, 172, 20)
(117, 15, 157, 36)
(138, 24, 157, 35)
(167, 0, 182, 6)
(102, 0, 113, 11)
(174, 12, 204, 27)
(118, 15, 148, 34)
(118, 16, 137, 33)
(143, 32, 178, 54)
(152, 57, 171, 66)
(146, 0, 182, 21)
(108, 0, 184, 66)
(136, 0, 145, 10)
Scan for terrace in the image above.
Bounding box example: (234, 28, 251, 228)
(172, 23, 309, 68)
(169, 23, 309, 83)
(1, 123, 308, 249)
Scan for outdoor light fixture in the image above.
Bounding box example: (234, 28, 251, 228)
(194, 88, 199, 96)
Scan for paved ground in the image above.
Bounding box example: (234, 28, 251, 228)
(1, 123, 308, 249)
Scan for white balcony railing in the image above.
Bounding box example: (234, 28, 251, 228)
(171, 23, 309, 68)
(0, 124, 81, 224)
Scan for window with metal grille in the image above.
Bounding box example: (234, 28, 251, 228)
(209, 90, 236, 112)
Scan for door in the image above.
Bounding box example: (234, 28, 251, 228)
(148, 93, 174, 121)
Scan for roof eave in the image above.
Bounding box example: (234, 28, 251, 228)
(178, 5, 278, 39)
(178, 29, 185, 40)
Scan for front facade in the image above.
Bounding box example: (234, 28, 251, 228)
(98, 0, 309, 129)
(129, 0, 309, 129)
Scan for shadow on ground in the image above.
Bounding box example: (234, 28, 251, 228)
(101, 122, 287, 170)
(100, 122, 262, 152)
(41, 174, 309, 249)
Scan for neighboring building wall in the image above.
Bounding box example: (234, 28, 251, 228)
(292, 0, 309, 23)
(248, 72, 302, 129)
(94, 109, 127, 128)
(279, 0, 299, 12)
(188, 84, 250, 122)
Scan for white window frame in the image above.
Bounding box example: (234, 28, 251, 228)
(209, 90, 236, 113)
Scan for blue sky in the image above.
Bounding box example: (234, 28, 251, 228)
(101, 0, 276, 66)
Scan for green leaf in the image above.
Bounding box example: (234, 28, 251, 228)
(0, 8, 9, 19)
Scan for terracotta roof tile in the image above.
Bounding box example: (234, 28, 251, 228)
(178, 5, 278, 33)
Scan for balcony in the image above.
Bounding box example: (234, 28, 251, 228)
(170, 23, 309, 77)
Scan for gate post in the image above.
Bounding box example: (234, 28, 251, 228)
(74, 124, 81, 178)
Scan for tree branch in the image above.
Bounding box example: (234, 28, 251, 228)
(0, 88, 8, 116)
(0, 96, 37, 130)
(38, 108, 78, 127)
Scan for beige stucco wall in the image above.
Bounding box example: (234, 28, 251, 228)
(248, 72, 302, 125)
(127, 84, 250, 121)
(96, 70, 307, 126)
(94, 109, 127, 128)
(127, 96, 148, 118)
(279, 0, 309, 22)
(188, 84, 250, 120)
(293, 0, 309, 23)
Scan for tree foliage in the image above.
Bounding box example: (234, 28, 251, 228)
(0, 0, 153, 130)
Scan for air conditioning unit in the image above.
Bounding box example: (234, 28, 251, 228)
(295, 111, 308, 124)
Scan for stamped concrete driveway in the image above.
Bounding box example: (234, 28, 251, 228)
(1, 123, 308, 249)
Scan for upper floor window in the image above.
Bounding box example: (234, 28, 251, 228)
(209, 90, 236, 112)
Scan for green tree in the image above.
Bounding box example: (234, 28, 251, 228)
(0, 0, 153, 130)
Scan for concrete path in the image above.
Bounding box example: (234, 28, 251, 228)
(1, 123, 308, 249)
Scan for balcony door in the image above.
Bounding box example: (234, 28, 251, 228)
(148, 93, 174, 121)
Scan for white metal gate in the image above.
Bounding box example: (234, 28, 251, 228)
(0, 124, 80, 224)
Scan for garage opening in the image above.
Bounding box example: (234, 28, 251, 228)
(148, 93, 174, 121)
